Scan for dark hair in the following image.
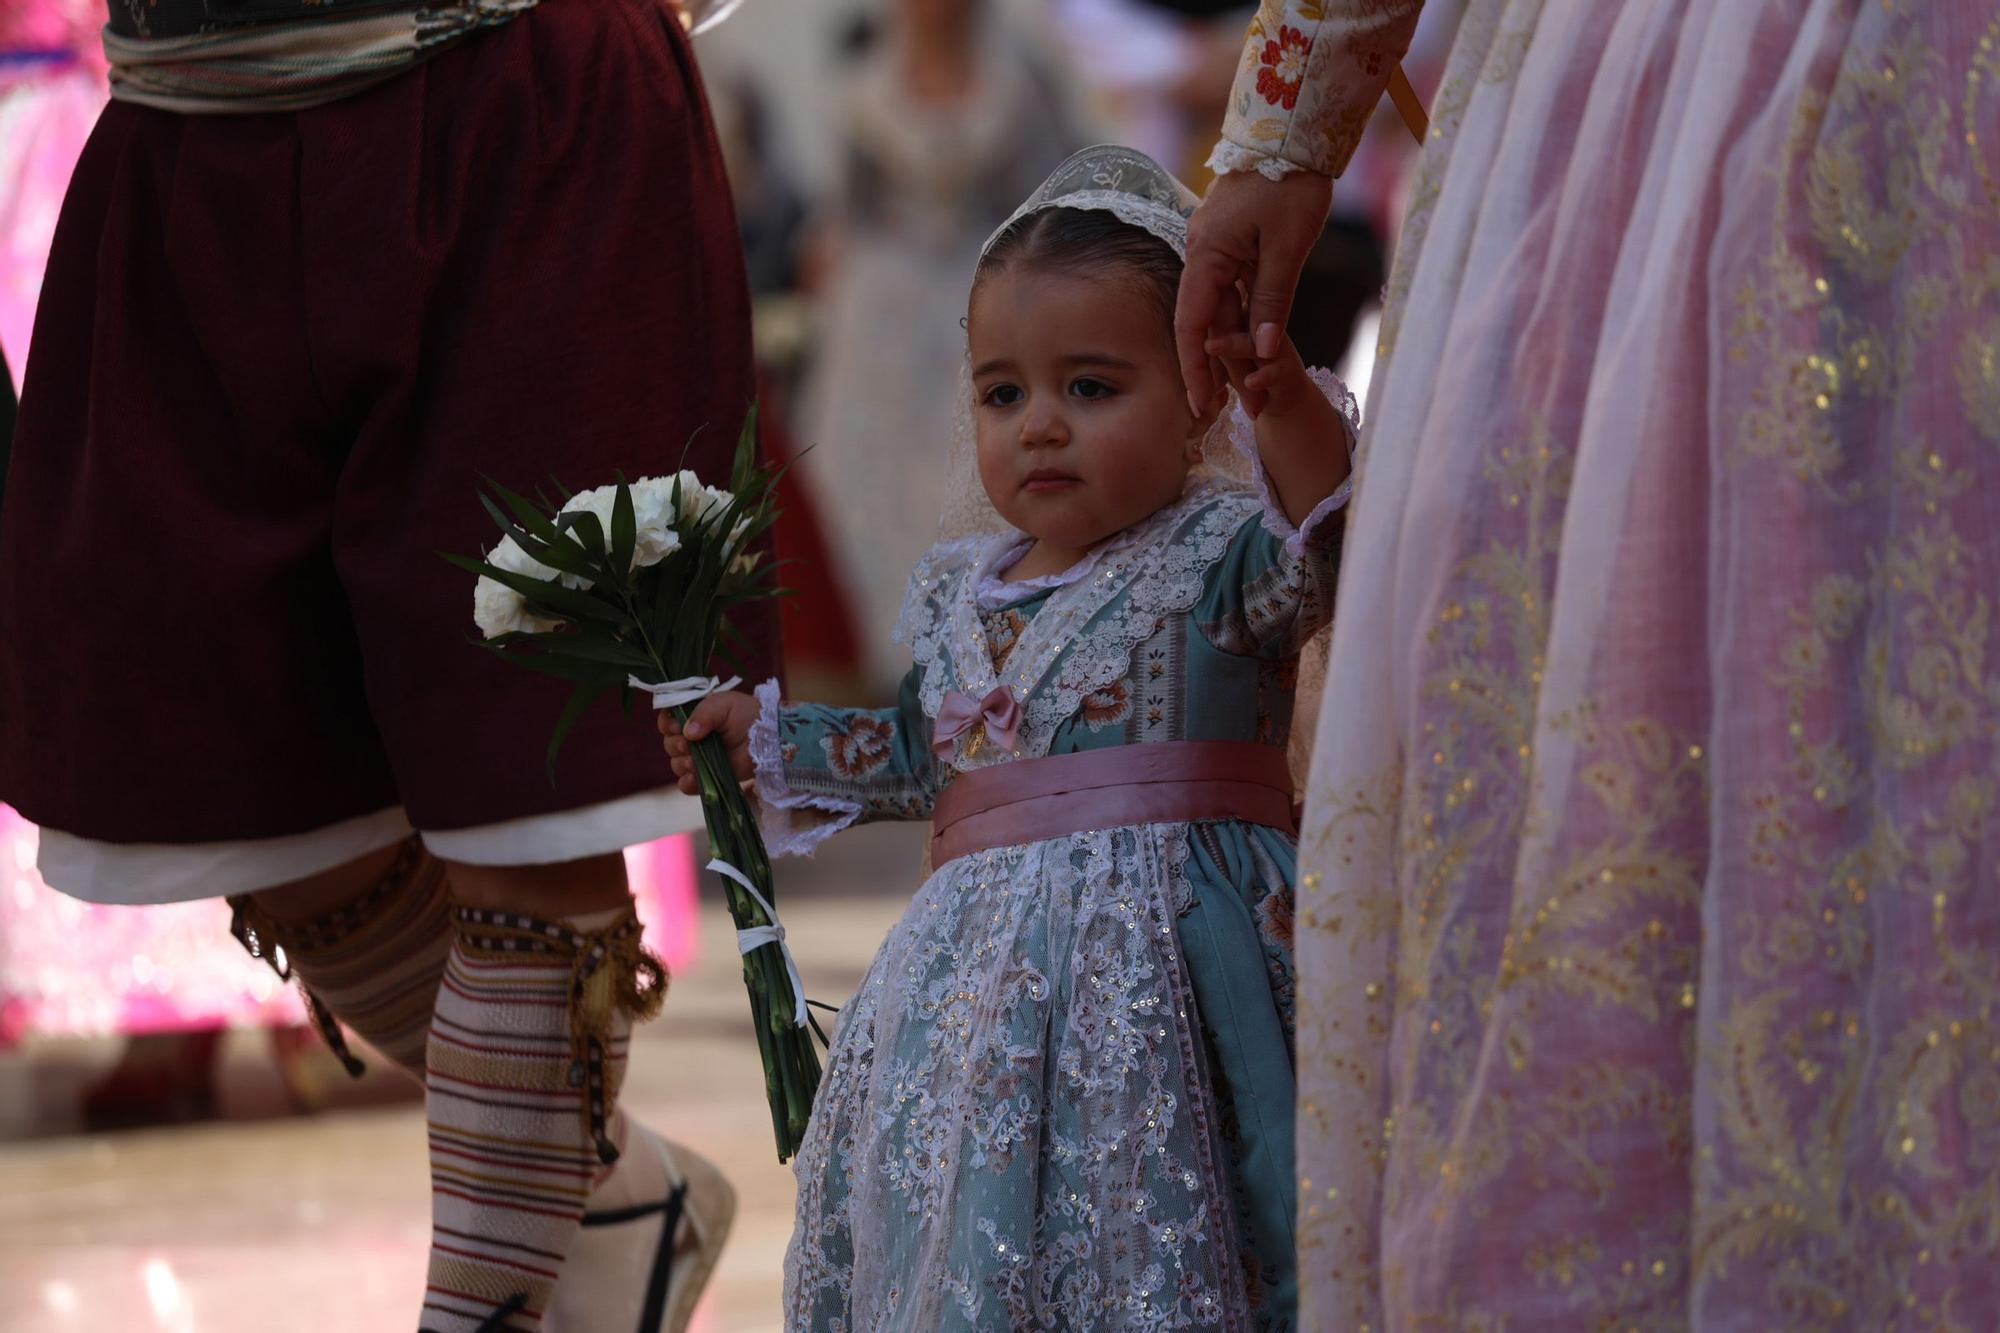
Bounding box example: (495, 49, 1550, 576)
(974, 207, 1183, 324)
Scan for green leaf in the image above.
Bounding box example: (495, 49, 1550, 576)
(610, 479, 636, 584)
(443, 554, 628, 625)
(529, 633, 656, 671)
(492, 647, 625, 687)
(545, 682, 603, 782)
(481, 476, 567, 548)
(731, 403, 761, 495)
(476, 494, 600, 581)
(559, 510, 609, 562)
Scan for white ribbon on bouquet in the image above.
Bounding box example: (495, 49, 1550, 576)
(707, 857, 810, 1029)
(629, 673, 742, 711)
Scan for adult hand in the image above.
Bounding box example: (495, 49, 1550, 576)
(1175, 167, 1334, 413)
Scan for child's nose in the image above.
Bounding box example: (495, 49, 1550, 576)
(1019, 401, 1068, 448)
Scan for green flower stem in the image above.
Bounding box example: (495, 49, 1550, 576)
(682, 716, 821, 1160)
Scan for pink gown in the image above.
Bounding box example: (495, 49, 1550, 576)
(1214, 0, 2000, 1327)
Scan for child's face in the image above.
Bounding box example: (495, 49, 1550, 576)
(968, 264, 1212, 555)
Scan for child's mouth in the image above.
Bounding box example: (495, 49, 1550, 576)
(1023, 471, 1081, 494)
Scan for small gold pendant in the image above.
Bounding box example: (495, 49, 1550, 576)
(962, 726, 989, 760)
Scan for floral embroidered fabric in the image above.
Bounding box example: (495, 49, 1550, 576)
(1213, 0, 1425, 179)
(761, 485, 1345, 1328)
(1290, 2, 2000, 1329)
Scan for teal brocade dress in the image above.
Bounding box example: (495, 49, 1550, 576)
(759, 479, 1345, 1331)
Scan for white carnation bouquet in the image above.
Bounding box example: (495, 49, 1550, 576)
(446, 413, 823, 1160)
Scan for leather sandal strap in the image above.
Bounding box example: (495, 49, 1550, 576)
(570, 1181, 692, 1332)
(579, 1182, 686, 1228)
(637, 1182, 689, 1333)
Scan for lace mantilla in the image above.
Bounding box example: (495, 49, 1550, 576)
(902, 484, 1262, 768)
(981, 144, 1200, 262)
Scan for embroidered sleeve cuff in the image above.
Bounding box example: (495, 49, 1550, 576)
(749, 678, 863, 859)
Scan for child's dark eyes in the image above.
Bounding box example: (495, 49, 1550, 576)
(979, 378, 1116, 407)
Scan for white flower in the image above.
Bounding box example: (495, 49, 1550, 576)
(625, 476, 686, 567)
(663, 469, 755, 566)
(473, 535, 564, 639)
(471, 474, 743, 639)
(557, 481, 684, 576)
(667, 469, 737, 528)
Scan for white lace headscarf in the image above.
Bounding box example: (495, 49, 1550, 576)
(937, 143, 1331, 784)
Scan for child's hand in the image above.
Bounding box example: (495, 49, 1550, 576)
(1204, 322, 1316, 422)
(1205, 321, 1351, 528)
(656, 690, 760, 796)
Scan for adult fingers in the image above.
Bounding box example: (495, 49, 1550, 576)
(1174, 244, 1242, 414)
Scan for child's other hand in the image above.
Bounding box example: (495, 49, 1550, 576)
(1204, 322, 1315, 422)
(656, 690, 760, 796)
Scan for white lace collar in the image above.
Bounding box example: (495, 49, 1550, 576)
(905, 481, 1258, 767)
(971, 534, 1126, 611)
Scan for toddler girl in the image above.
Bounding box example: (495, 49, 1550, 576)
(664, 146, 1355, 1331)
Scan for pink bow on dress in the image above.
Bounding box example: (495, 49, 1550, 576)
(933, 685, 1022, 758)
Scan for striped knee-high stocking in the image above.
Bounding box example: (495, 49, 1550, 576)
(420, 903, 665, 1332)
(230, 839, 451, 1078)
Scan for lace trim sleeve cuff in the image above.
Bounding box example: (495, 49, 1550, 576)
(749, 678, 863, 859)
(1205, 140, 1308, 181)
(1226, 365, 1360, 555)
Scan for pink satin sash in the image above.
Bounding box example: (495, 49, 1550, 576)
(929, 741, 1296, 868)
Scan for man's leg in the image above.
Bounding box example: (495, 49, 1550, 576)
(412, 855, 656, 1332)
(241, 849, 671, 1332)
(236, 840, 448, 1079)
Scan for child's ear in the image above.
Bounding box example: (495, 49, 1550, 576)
(1186, 381, 1229, 459)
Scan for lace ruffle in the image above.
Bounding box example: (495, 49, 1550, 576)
(1205, 139, 1308, 181)
(1218, 366, 1362, 556)
(893, 535, 991, 649)
(910, 485, 1261, 767)
(748, 678, 863, 858)
(972, 536, 1111, 610)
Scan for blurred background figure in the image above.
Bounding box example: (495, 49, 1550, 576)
(708, 68, 874, 701)
(0, 0, 103, 394)
(1043, 0, 1243, 181)
(792, 0, 1080, 699)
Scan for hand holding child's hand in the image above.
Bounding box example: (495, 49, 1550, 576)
(1204, 321, 1316, 422)
(657, 690, 760, 796)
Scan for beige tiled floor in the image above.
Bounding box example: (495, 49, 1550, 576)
(0, 826, 922, 1333)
